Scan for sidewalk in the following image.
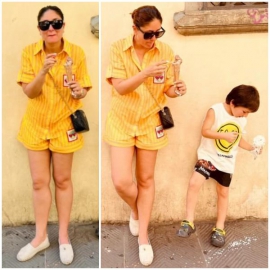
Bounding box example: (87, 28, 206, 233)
(2, 222, 99, 268)
(101, 219, 268, 268)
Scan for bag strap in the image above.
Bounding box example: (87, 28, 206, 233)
(144, 84, 166, 115)
(49, 73, 77, 117)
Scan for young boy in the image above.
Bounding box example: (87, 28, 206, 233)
(177, 85, 262, 247)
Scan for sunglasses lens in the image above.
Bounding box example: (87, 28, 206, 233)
(39, 21, 50, 31)
(143, 29, 165, 40)
(155, 31, 165, 38)
(52, 20, 63, 30)
(144, 33, 154, 40)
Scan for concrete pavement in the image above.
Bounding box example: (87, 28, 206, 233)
(2, 222, 99, 268)
(101, 219, 268, 268)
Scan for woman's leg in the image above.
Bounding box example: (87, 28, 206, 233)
(27, 149, 52, 247)
(135, 148, 158, 245)
(215, 183, 229, 229)
(110, 146, 138, 219)
(185, 172, 206, 222)
(52, 152, 74, 244)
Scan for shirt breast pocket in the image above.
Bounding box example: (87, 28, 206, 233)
(153, 72, 165, 84)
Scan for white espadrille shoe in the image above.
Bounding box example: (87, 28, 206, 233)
(17, 236, 50, 262)
(138, 238, 154, 266)
(129, 214, 139, 236)
(59, 241, 74, 265)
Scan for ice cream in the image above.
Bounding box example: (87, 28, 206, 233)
(64, 57, 73, 82)
(173, 55, 182, 96)
(252, 135, 265, 159)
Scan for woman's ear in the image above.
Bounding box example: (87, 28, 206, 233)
(132, 25, 137, 33)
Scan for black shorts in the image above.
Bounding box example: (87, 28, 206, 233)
(194, 159, 232, 187)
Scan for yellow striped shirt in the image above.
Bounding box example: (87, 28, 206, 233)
(105, 34, 174, 137)
(17, 38, 92, 141)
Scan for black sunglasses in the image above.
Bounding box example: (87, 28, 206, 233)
(136, 26, 165, 40)
(38, 19, 64, 31)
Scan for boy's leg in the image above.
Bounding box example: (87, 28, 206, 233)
(215, 182, 229, 229)
(177, 171, 205, 237)
(185, 171, 206, 222)
(211, 182, 229, 247)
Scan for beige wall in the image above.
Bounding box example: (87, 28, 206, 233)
(101, 2, 268, 222)
(2, 2, 99, 226)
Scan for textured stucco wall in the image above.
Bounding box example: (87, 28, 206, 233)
(101, 2, 268, 223)
(2, 2, 99, 226)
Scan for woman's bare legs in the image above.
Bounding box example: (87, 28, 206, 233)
(136, 148, 158, 245)
(185, 172, 206, 222)
(27, 150, 52, 247)
(111, 146, 158, 245)
(52, 152, 74, 245)
(111, 146, 138, 218)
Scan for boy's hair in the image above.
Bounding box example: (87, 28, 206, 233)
(226, 84, 260, 112)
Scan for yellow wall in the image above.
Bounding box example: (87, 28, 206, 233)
(101, 2, 268, 222)
(2, 2, 99, 226)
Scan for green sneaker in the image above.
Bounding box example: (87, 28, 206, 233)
(176, 220, 196, 237)
(211, 227, 226, 247)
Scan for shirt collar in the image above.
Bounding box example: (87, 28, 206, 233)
(34, 38, 72, 56)
(123, 34, 161, 52)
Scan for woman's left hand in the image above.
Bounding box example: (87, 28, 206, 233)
(68, 81, 87, 99)
(174, 80, 187, 96)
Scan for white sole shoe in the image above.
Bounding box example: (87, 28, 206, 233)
(138, 239, 154, 266)
(59, 242, 74, 265)
(129, 214, 139, 236)
(17, 236, 50, 262)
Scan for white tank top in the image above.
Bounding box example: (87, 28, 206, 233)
(197, 103, 247, 173)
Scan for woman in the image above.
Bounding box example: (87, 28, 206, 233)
(104, 5, 186, 266)
(16, 6, 91, 264)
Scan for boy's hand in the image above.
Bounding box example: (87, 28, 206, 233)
(223, 132, 239, 143)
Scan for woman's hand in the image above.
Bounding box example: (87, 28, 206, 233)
(165, 79, 187, 98)
(41, 53, 57, 74)
(174, 80, 187, 96)
(68, 81, 87, 99)
(142, 60, 168, 78)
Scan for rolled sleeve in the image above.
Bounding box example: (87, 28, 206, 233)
(17, 50, 35, 86)
(77, 56, 92, 90)
(106, 43, 127, 85)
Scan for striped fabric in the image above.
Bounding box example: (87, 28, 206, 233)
(17, 38, 92, 153)
(104, 35, 175, 150)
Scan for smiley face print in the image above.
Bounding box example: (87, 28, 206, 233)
(215, 123, 241, 153)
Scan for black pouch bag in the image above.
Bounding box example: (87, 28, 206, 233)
(159, 106, 174, 129)
(71, 110, 90, 133)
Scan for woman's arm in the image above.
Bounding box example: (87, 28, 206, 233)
(112, 60, 168, 95)
(22, 53, 57, 99)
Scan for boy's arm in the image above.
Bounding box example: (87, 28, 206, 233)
(238, 137, 255, 151)
(201, 108, 238, 143)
